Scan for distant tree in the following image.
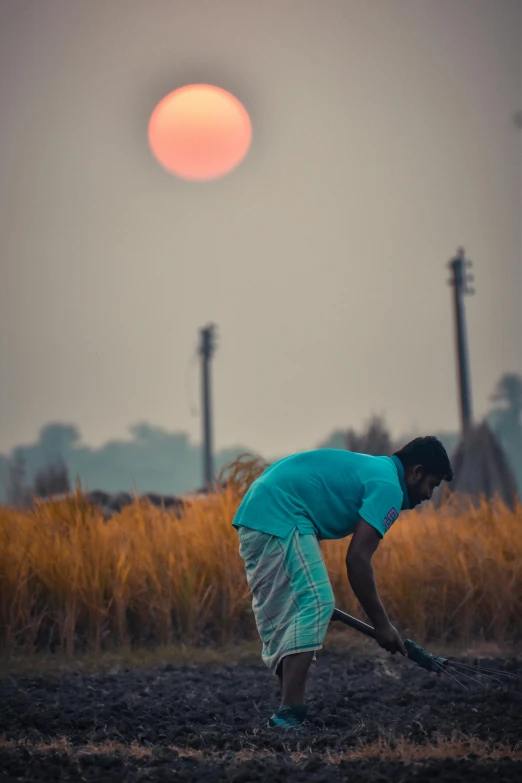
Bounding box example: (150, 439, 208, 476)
(487, 372, 522, 492)
(5, 456, 31, 508)
(490, 374, 522, 425)
(316, 431, 347, 450)
(33, 459, 71, 498)
(0, 419, 260, 500)
(346, 415, 394, 456)
(0, 454, 9, 500)
(38, 423, 81, 460)
(128, 423, 169, 444)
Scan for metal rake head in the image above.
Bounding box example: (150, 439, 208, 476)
(404, 639, 519, 694)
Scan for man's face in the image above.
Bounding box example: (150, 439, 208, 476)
(405, 466, 443, 508)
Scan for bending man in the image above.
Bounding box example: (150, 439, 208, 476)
(232, 437, 453, 730)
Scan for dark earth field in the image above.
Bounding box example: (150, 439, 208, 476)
(0, 648, 521, 782)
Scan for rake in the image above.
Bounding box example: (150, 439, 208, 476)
(331, 608, 519, 694)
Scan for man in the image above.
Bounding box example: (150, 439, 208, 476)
(232, 436, 453, 730)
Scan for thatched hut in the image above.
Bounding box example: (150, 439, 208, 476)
(435, 422, 519, 509)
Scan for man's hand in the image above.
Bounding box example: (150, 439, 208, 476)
(346, 520, 407, 657)
(374, 621, 407, 656)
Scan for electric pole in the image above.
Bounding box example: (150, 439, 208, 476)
(199, 324, 217, 490)
(447, 248, 475, 437)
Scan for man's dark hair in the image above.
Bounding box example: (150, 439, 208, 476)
(393, 437, 453, 482)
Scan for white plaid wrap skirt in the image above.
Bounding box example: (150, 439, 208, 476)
(237, 525, 336, 674)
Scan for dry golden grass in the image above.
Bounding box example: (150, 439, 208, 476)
(0, 733, 521, 763)
(0, 455, 520, 655)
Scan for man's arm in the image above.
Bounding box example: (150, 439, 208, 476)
(346, 518, 406, 655)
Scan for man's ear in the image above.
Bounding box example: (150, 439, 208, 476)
(406, 464, 423, 482)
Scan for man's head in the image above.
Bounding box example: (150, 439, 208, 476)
(393, 436, 453, 508)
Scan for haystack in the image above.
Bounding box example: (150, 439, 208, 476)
(435, 422, 519, 509)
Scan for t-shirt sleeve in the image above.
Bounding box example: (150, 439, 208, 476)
(358, 480, 403, 538)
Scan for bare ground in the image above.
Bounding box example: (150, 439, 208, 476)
(0, 646, 521, 782)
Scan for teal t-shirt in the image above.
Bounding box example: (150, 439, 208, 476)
(232, 449, 410, 540)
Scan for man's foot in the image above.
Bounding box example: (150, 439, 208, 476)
(267, 705, 308, 730)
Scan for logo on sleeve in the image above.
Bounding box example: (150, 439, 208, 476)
(383, 508, 399, 530)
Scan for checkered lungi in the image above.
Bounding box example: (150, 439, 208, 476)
(237, 525, 336, 674)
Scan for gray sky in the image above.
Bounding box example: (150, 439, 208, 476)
(0, 0, 521, 458)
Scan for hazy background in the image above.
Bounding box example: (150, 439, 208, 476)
(0, 0, 521, 496)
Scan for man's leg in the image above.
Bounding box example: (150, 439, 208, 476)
(276, 663, 283, 697)
(279, 651, 315, 707)
(237, 526, 333, 727)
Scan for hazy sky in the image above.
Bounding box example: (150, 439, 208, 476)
(1, 0, 521, 459)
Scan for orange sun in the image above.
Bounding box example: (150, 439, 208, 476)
(148, 84, 252, 181)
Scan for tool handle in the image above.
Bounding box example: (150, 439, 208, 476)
(331, 607, 376, 639)
(332, 608, 445, 674)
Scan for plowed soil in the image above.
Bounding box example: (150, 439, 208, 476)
(1, 650, 520, 781)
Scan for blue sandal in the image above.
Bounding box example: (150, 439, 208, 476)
(268, 705, 308, 730)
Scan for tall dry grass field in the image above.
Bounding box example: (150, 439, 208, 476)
(0, 457, 520, 655)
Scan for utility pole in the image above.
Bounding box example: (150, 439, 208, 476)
(199, 324, 217, 490)
(447, 248, 475, 437)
